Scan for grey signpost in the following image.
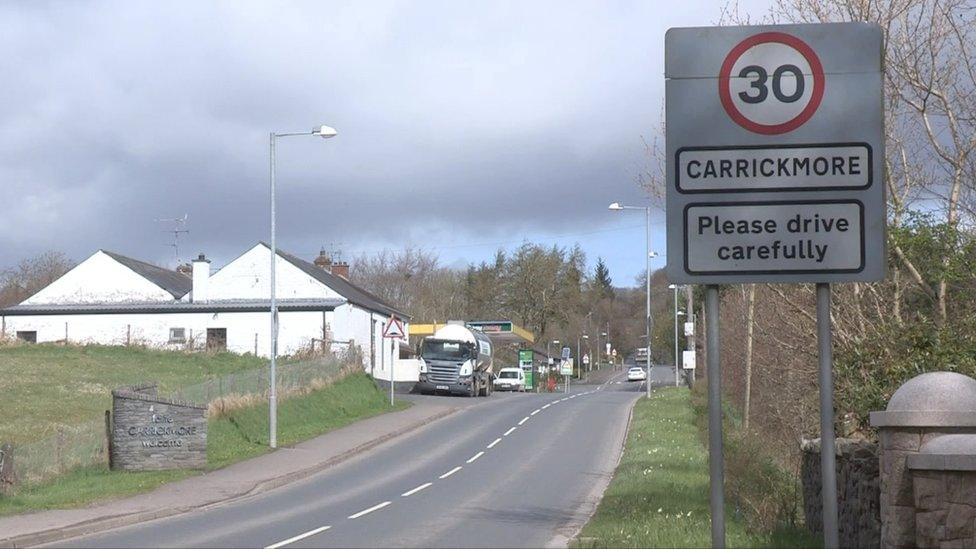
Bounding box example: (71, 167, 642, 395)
(665, 23, 885, 548)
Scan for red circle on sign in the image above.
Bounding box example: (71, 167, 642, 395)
(718, 32, 825, 135)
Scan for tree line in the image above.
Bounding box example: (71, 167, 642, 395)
(352, 243, 658, 362)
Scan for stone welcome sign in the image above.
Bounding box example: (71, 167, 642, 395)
(111, 383, 207, 470)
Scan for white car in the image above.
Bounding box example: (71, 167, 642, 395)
(627, 366, 647, 382)
(493, 368, 526, 392)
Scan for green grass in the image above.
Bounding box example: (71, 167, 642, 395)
(0, 372, 408, 516)
(0, 344, 265, 445)
(575, 388, 818, 548)
(208, 373, 410, 468)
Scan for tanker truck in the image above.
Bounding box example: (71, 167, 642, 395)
(416, 322, 494, 396)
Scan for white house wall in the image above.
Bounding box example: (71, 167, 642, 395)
(205, 245, 342, 302)
(24, 251, 175, 305)
(330, 303, 408, 375)
(1, 309, 333, 358)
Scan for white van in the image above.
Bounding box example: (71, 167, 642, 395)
(493, 368, 526, 392)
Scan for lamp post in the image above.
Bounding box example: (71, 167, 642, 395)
(609, 202, 658, 398)
(669, 284, 682, 387)
(577, 334, 588, 380)
(600, 331, 607, 369)
(269, 125, 337, 449)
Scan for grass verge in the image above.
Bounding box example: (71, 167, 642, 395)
(574, 388, 818, 548)
(0, 344, 266, 445)
(0, 373, 408, 516)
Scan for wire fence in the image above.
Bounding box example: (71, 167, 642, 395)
(2, 353, 350, 490)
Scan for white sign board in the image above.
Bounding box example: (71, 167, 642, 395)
(682, 350, 697, 370)
(684, 322, 695, 337)
(561, 358, 573, 376)
(582, 354, 590, 365)
(665, 23, 885, 283)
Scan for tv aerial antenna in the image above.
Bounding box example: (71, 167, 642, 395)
(156, 214, 189, 266)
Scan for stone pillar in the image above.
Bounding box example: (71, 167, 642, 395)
(870, 372, 976, 548)
(906, 435, 976, 548)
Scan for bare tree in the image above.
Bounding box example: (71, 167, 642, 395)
(0, 251, 75, 307)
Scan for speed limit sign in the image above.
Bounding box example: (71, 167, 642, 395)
(665, 23, 885, 284)
(718, 32, 824, 135)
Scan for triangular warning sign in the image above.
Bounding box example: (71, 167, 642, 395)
(382, 316, 405, 338)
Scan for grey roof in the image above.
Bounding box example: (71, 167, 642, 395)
(0, 298, 344, 316)
(264, 243, 409, 319)
(101, 250, 192, 299)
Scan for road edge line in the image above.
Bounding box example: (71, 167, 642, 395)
(545, 390, 641, 549)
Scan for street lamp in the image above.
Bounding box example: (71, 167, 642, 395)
(269, 124, 337, 449)
(669, 284, 682, 387)
(577, 334, 588, 380)
(610, 202, 658, 398)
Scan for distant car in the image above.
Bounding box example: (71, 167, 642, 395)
(493, 368, 526, 392)
(627, 366, 647, 382)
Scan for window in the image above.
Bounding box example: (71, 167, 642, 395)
(206, 328, 227, 351)
(16, 331, 37, 343)
(169, 328, 186, 344)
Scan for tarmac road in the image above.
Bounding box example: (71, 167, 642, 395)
(53, 371, 643, 549)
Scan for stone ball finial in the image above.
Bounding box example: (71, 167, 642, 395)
(887, 372, 976, 413)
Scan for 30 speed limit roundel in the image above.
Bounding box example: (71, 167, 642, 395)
(719, 32, 825, 135)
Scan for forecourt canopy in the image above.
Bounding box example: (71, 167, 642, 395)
(664, 22, 886, 284)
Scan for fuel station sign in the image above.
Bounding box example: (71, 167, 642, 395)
(665, 23, 885, 284)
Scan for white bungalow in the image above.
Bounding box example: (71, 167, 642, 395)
(0, 243, 409, 376)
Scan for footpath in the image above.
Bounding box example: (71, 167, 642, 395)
(0, 400, 458, 548)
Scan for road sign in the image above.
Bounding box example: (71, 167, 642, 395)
(518, 349, 534, 390)
(665, 23, 885, 284)
(682, 350, 696, 370)
(582, 354, 590, 365)
(382, 316, 405, 339)
(560, 358, 573, 376)
(560, 346, 571, 360)
(684, 322, 695, 337)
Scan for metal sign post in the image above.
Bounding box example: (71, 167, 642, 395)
(705, 285, 725, 547)
(665, 23, 885, 548)
(817, 283, 839, 548)
(382, 316, 405, 407)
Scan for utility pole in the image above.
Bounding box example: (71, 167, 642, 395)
(685, 285, 696, 386)
(743, 284, 756, 430)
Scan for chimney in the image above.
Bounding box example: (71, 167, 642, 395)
(176, 262, 192, 277)
(192, 253, 210, 303)
(331, 261, 349, 280)
(313, 248, 332, 272)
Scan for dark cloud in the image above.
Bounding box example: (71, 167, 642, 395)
(0, 1, 769, 279)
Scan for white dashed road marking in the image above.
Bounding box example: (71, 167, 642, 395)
(467, 451, 485, 463)
(439, 466, 462, 479)
(265, 526, 332, 549)
(401, 483, 432, 497)
(503, 427, 516, 436)
(531, 409, 540, 416)
(487, 438, 502, 449)
(518, 416, 529, 425)
(348, 501, 391, 519)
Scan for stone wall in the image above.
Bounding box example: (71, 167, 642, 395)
(801, 437, 881, 548)
(111, 383, 207, 471)
(910, 469, 976, 547)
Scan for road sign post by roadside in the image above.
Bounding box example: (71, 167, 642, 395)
(519, 349, 534, 391)
(666, 22, 884, 549)
(382, 316, 405, 407)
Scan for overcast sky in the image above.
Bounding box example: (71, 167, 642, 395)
(0, 0, 772, 286)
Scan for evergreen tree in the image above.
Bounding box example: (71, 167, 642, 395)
(594, 257, 614, 300)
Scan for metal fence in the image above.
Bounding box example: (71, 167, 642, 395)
(2, 354, 348, 489)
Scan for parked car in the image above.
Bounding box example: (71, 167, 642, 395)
(493, 368, 526, 392)
(627, 366, 647, 382)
